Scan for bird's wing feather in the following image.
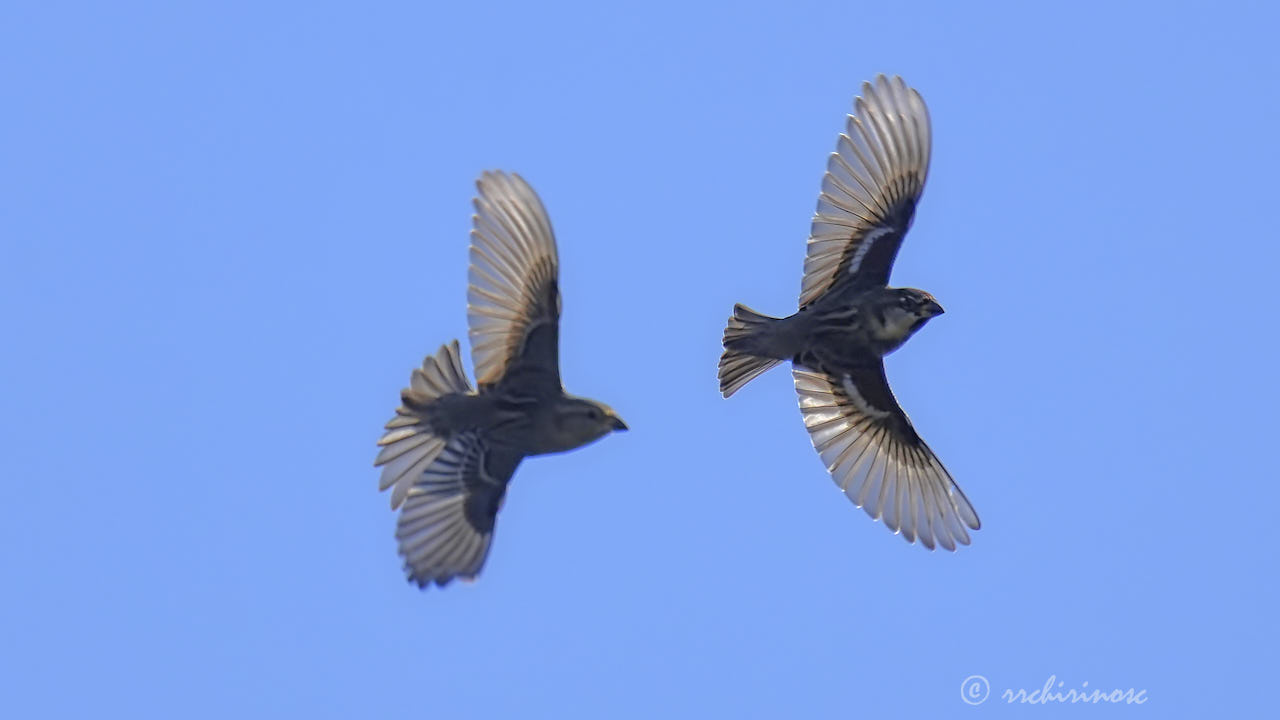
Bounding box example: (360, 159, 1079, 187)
(468, 171, 561, 395)
(793, 364, 978, 550)
(394, 431, 522, 588)
(800, 75, 931, 307)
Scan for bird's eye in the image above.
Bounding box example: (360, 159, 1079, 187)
(588, 409, 599, 420)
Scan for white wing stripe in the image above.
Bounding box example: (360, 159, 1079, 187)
(840, 373, 892, 420)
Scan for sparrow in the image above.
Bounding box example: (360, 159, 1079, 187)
(375, 171, 627, 588)
(717, 75, 980, 551)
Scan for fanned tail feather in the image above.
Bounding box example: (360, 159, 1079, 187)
(375, 340, 474, 509)
(718, 303, 782, 398)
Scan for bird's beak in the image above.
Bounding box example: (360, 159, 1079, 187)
(611, 416, 628, 432)
(925, 299, 945, 317)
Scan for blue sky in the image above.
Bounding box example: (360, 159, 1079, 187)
(3, 1, 1277, 717)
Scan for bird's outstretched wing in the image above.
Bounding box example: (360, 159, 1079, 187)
(467, 171, 561, 396)
(793, 364, 979, 550)
(800, 75, 931, 307)
(394, 431, 522, 588)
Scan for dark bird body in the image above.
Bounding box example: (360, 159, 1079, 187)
(375, 172, 626, 588)
(718, 76, 980, 551)
(726, 286, 944, 373)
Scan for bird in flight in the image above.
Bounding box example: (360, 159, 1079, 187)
(375, 171, 627, 588)
(717, 75, 980, 551)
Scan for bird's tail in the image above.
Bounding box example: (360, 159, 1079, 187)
(375, 340, 474, 509)
(718, 303, 784, 398)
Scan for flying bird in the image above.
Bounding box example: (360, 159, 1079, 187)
(375, 171, 627, 588)
(717, 75, 980, 551)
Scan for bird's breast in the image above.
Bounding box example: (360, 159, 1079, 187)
(870, 313, 920, 346)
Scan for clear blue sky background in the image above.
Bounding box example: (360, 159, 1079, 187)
(3, 1, 1277, 717)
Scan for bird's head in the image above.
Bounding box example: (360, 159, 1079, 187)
(872, 288, 945, 347)
(550, 396, 628, 451)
